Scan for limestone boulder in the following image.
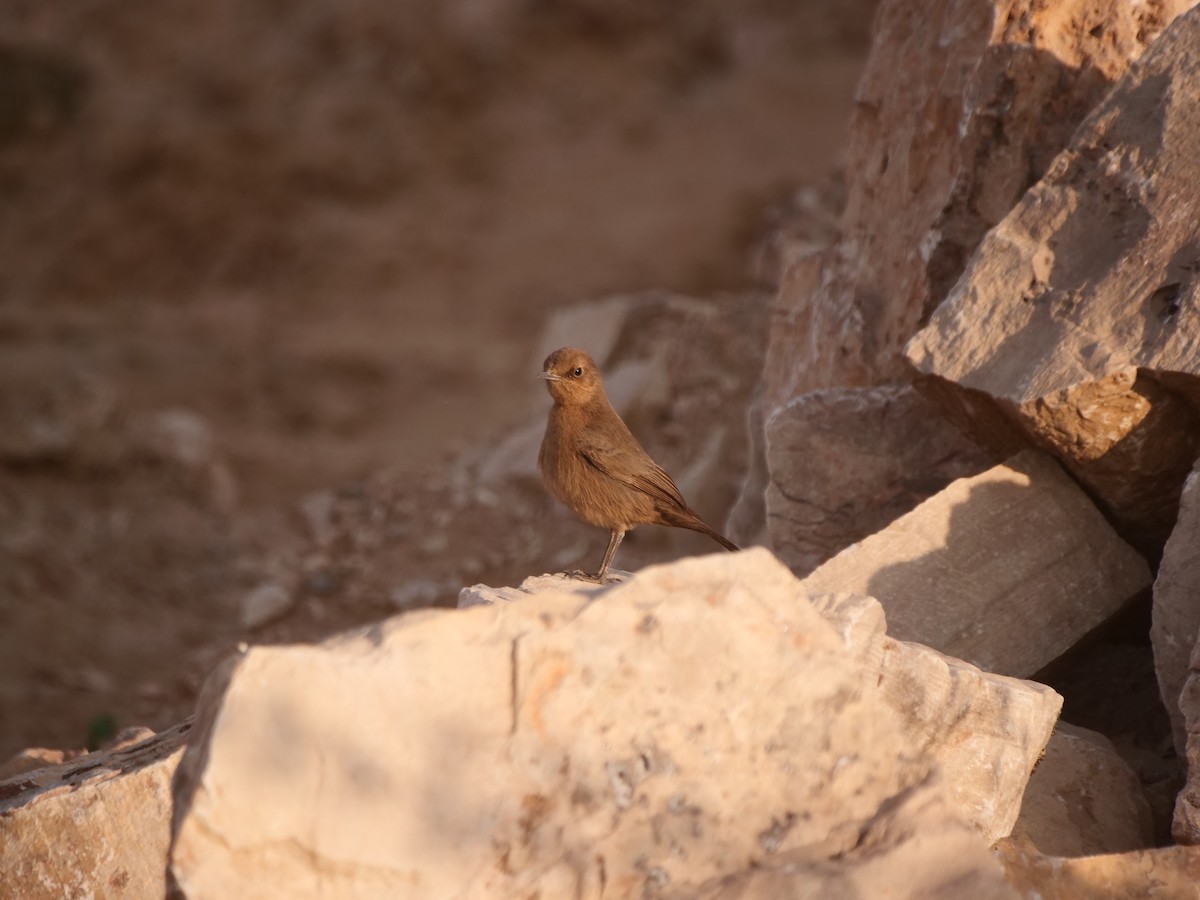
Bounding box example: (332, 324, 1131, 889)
(0, 722, 190, 900)
(809, 592, 1061, 843)
(998, 843, 1200, 899)
(1152, 461, 1200, 755)
(456, 557, 1059, 846)
(170, 550, 1044, 898)
(906, 7, 1200, 548)
(1009, 722, 1153, 857)
(677, 774, 1018, 900)
(801, 451, 1150, 677)
(761, 384, 992, 574)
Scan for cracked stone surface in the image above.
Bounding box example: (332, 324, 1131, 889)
(169, 549, 1036, 899)
(0, 721, 191, 899)
(906, 6, 1200, 550)
(678, 771, 1018, 900)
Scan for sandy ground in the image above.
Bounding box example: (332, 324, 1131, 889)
(0, 2, 873, 756)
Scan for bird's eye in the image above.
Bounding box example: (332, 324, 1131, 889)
(572, 366, 584, 377)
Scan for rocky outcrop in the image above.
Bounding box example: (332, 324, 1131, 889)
(170, 550, 1056, 898)
(466, 564, 1062, 845)
(906, 6, 1200, 549)
(761, 384, 991, 574)
(766, 0, 1185, 402)
(1173, 638, 1200, 842)
(998, 842, 1200, 899)
(681, 777, 1019, 900)
(1010, 722, 1153, 857)
(1153, 461, 1200, 755)
(738, 0, 1191, 567)
(810, 592, 1061, 842)
(801, 451, 1150, 676)
(0, 722, 190, 900)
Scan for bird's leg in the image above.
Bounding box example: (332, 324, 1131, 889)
(594, 528, 626, 582)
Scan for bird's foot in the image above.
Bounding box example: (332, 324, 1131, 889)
(555, 569, 621, 584)
(562, 569, 603, 583)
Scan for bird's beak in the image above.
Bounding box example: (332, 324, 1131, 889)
(538, 371, 562, 382)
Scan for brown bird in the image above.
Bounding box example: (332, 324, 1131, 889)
(537, 347, 738, 581)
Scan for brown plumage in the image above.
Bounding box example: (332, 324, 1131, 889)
(537, 347, 738, 581)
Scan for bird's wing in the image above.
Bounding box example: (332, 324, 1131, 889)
(579, 436, 688, 510)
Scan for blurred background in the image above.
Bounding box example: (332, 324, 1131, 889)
(0, 0, 875, 757)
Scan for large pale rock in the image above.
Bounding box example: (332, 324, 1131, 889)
(762, 384, 992, 574)
(170, 550, 1042, 898)
(678, 773, 1018, 900)
(472, 565, 1061, 845)
(810, 591, 1061, 843)
(0, 722, 190, 899)
(1152, 461, 1200, 755)
(998, 842, 1200, 899)
(906, 7, 1200, 548)
(1009, 722, 1153, 857)
(801, 451, 1151, 677)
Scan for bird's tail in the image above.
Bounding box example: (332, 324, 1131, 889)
(683, 513, 739, 552)
(703, 525, 739, 553)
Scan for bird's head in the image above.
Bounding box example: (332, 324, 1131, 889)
(539, 347, 604, 406)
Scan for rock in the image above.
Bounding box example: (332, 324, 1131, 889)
(801, 451, 1151, 676)
(680, 773, 1018, 900)
(458, 570, 631, 608)
(137, 408, 215, 469)
(747, 176, 844, 290)
(906, 7, 1200, 549)
(726, 397, 770, 549)
(475, 420, 544, 486)
(760, 0, 1184, 407)
(1152, 461, 1200, 755)
(0, 747, 85, 782)
(0, 354, 119, 465)
(0, 721, 189, 900)
(533, 295, 633, 374)
(1009, 722, 1153, 857)
(471, 577, 1059, 844)
(105, 726, 158, 752)
(763, 384, 992, 574)
(810, 591, 1062, 843)
(997, 842, 1200, 899)
(1172, 641, 1200, 842)
(170, 550, 1020, 898)
(389, 578, 444, 610)
(738, 0, 1191, 562)
(238, 581, 294, 630)
(299, 490, 338, 548)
